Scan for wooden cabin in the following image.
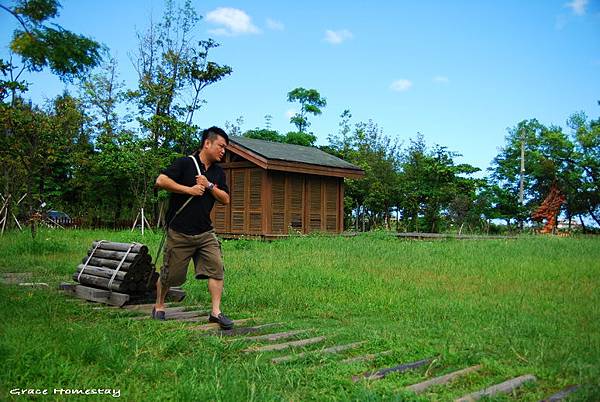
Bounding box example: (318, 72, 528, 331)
(211, 137, 364, 237)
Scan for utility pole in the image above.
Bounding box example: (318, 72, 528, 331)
(518, 129, 525, 230)
(519, 133, 525, 206)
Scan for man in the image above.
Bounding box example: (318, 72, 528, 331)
(153, 126, 233, 329)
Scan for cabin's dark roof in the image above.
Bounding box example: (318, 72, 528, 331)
(229, 137, 361, 171)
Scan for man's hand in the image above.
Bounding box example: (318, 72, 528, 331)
(196, 175, 209, 187)
(187, 184, 205, 196)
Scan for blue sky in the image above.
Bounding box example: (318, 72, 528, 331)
(1, 0, 599, 172)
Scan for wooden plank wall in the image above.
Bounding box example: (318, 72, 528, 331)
(230, 168, 263, 234)
(213, 167, 343, 236)
(270, 172, 340, 235)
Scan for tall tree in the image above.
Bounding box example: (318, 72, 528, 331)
(397, 135, 480, 233)
(567, 110, 600, 226)
(491, 118, 584, 230)
(287, 87, 326, 133)
(129, 0, 232, 153)
(80, 53, 129, 140)
(1, 0, 101, 93)
(328, 115, 400, 230)
(129, 0, 232, 221)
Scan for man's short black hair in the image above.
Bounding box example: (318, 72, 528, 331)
(201, 126, 229, 148)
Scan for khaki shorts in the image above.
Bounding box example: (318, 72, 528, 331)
(159, 228, 224, 287)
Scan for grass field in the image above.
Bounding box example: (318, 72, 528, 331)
(1, 229, 599, 401)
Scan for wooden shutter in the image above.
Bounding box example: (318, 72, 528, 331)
(325, 179, 338, 232)
(287, 174, 304, 231)
(231, 169, 246, 232)
(248, 169, 263, 233)
(213, 203, 227, 231)
(309, 177, 322, 232)
(271, 173, 285, 233)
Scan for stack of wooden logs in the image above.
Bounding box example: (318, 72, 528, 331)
(73, 241, 156, 294)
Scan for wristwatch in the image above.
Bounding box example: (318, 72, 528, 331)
(207, 182, 215, 191)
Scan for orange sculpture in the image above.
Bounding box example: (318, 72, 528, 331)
(532, 183, 566, 234)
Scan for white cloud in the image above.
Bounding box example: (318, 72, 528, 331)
(565, 0, 588, 15)
(285, 109, 297, 119)
(390, 79, 413, 92)
(266, 18, 284, 31)
(433, 75, 449, 83)
(206, 7, 260, 36)
(324, 29, 353, 45)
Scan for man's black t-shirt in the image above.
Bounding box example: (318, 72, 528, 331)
(161, 153, 229, 235)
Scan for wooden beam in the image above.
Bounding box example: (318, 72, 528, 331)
(208, 322, 282, 337)
(541, 385, 580, 401)
(352, 357, 433, 382)
(130, 310, 210, 321)
(454, 374, 536, 401)
(338, 178, 344, 233)
(125, 305, 188, 313)
(261, 169, 270, 236)
(217, 161, 256, 169)
(225, 143, 268, 169)
(243, 336, 325, 353)
(243, 329, 310, 342)
(406, 365, 482, 394)
(60, 283, 129, 307)
(188, 318, 252, 331)
(271, 341, 365, 364)
(340, 350, 393, 364)
(267, 160, 364, 179)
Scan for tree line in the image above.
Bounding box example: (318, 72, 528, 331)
(1, 0, 598, 234)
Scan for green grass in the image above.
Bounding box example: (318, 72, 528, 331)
(1, 229, 599, 401)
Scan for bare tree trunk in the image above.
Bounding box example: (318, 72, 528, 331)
(587, 206, 600, 226)
(361, 206, 365, 232)
(578, 214, 587, 233)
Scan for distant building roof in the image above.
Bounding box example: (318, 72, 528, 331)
(226, 137, 364, 178)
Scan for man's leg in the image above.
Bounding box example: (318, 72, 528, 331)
(207, 278, 223, 316)
(155, 277, 170, 312)
(154, 229, 193, 317)
(194, 231, 232, 329)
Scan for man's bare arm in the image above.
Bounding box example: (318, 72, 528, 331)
(156, 174, 205, 196)
(210, 186, 230, 205)
(195, 175, 230, 205)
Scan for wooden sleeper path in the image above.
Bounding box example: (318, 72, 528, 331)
(130, 309, 211, 321)
(208, 323, 283, 337)
(352, 357, 433, 382)
(243, 329, 310, 342)
(454, 374, 537, 401)
(540, 385, 580, 401)
(405, 365, 482, 394)
(243, 336, 326, 353)
(56, 289, 568, 400)
(189, 318, 254, 331)
(341, 350, 393, 364)
(271, 341, 366, 364)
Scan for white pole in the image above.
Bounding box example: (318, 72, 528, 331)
(131, 212, 140, 232)
(16, 193, 27, 205)
(141, 207, 144, 236)
(13, 214, 22, 230)
(143, 213, 152, 230)
(0, 213, 6, 235)
(519, 138, 525, 206)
